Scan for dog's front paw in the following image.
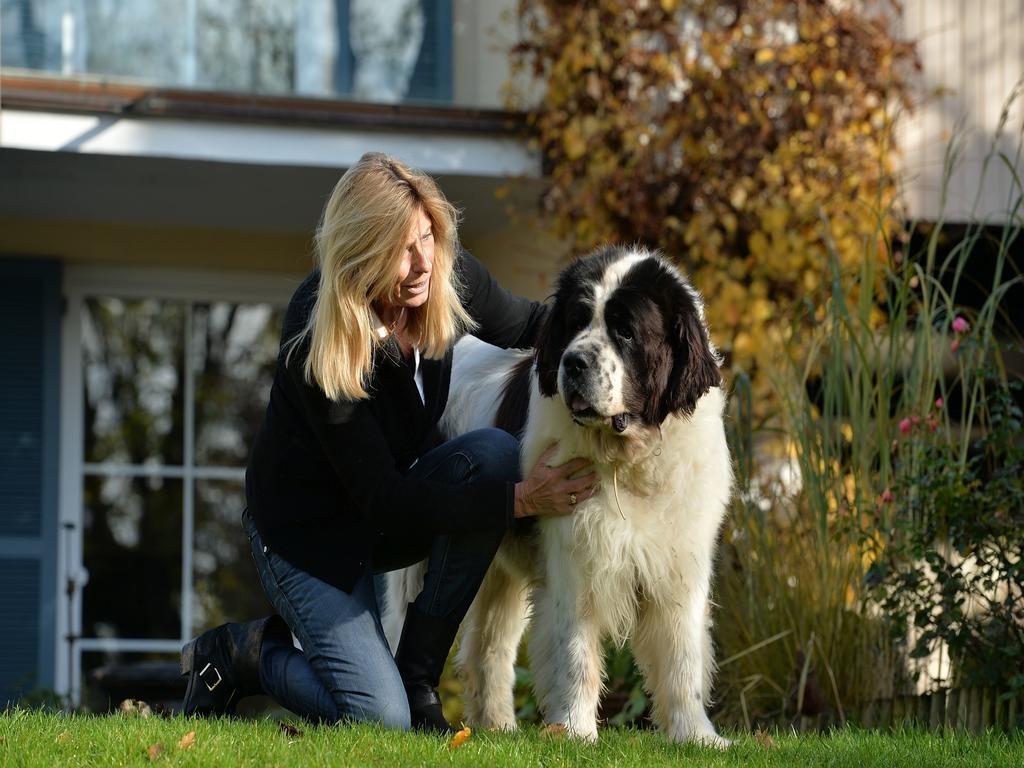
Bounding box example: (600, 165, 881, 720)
(543, 722, 598, 743)
(693, 730, 731, 749)
(664, 717, 730, 749)
(488, 718, 520, 733)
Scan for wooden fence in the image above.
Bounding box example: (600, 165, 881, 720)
(767, 688, 1023, 734)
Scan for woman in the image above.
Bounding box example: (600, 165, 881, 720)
(180, 152, 598, 732)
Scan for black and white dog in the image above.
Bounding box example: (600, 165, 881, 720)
(385, 246, 732, 745)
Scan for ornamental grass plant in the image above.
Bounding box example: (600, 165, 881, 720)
(712, 88, 1024, 729)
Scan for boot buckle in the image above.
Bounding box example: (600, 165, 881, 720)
(199, 662, 223, 691)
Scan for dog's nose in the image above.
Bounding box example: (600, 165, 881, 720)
(563, 350, 588, 377)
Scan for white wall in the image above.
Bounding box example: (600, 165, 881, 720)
(898, 0, 1024, 224)
(453, 0, 520, 108)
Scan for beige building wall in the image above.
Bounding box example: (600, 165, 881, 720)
(0, 203, 563, 303)
(898, 0, 1024, 224)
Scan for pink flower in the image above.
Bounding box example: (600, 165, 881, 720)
(911, 415, 921, 426)
(935, 397, 944, 409)
(952, 316, 969, 334)
(951, 338, 961, 353)
(881, 489, 894, 504)
(899, 417, 912, 434)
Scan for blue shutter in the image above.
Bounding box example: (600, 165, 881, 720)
(0, 258, 60, 705)
(0, 559, 41, 702)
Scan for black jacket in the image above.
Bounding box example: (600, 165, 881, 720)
(245, 250, 548, 592)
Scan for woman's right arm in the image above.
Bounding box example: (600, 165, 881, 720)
(514, 445, 598, 518)
(284, 357, 592, 534)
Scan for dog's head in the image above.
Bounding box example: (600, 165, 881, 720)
(536, 246, 721, 433)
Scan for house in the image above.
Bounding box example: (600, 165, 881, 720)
(1, 0, 1020, 708)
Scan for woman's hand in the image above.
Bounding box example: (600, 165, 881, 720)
(513, 444, 599, 519)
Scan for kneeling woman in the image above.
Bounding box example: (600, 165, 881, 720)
(180, 153, 597, 732)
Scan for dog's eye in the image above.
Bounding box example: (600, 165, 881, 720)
(614, 327, 634, 344)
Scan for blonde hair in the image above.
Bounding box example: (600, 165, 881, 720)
(287, 153, 476, 401)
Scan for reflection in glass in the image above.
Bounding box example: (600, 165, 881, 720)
(82, 298, 185, 466)
(193, 302, 284, 467)
(82, 475, 182, 640)
(193, 479, 274, 635)
(350, 0, 424, 102)
(2, 0, 444, 103)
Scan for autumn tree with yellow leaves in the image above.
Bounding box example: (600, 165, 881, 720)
(510, 0, 918, 414)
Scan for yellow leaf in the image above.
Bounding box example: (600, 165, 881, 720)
(762, 206, 788, 233)
(660, 0, 679, 12)
(563, 123, 587, 161)
(755, 48, 775, 65)
(754, 728, 777, 748)
(147, 743, 164, 761)
(178, 731, 196, 750)
(448, 726, 472, 749)
(748, 231, 769, 258)
(56, 731, 70, 744)
(729, 185, 748, 210)
(733, 332, 755, 359)
(119, 699, 152, 718)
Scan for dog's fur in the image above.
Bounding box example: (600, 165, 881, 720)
(384, 246, 732, 745)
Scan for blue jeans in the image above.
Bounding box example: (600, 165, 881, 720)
(244, 427, 519, 727)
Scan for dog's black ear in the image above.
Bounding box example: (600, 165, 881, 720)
(655, 305, 721, 422)
(534, 294, 566, 397)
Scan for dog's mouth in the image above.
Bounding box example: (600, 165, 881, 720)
(567, 392, 631, 434)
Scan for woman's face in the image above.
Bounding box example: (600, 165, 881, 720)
(390, 207, 435, 309)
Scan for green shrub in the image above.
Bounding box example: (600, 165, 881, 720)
(872, 371, 1024, 694)
(509, 0, 917, 420)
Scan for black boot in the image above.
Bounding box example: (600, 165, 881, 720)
(394, 604, 460, 734)
(180, 615, 290, 716)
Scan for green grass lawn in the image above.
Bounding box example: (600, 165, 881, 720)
(2, 709, 1021, 767)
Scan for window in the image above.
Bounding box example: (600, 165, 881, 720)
(1, 0, 452, 103)
(61, 271, 293, 703)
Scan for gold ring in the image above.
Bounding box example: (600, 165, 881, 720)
(569, 493, 577, 506)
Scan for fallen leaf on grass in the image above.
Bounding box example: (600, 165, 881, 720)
(146, 743, 164, 761)
(55, 731, 70, 743)
(178, 731, 196, 750)
(539, 723, 567, 739)
(753, 729, 776, 748)
(448, 726, 472, 749)
(119, 699, 153, 718)
(278, 722, 303, 738)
